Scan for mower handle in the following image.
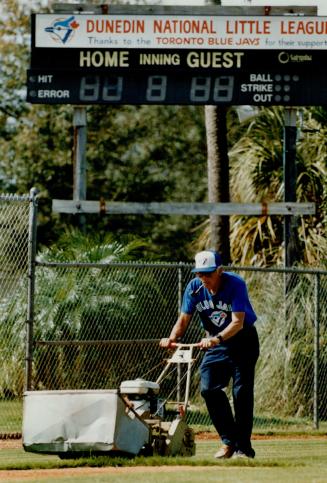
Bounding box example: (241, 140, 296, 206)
(170, 342, 201, 348)
(156, 341, 200, 407)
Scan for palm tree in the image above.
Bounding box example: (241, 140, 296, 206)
(205, 105, 231, 262)
(228, 106, 326, 267)
(204, 1, 231, 264)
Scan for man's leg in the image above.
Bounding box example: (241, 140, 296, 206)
(232, 327, 260, 457)
(200, 357, 236, 449)
(232, 361, 256, 456)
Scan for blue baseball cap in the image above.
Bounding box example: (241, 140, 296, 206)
(191, 250, 222, 273)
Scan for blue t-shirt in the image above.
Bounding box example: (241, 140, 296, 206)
(181, 272, 257, 336)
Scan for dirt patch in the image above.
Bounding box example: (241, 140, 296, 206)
(0, 439, 22, 450)
(1, 433, 326, 450)
(0, 466, 207, 481)
(195, 432, 327, 441)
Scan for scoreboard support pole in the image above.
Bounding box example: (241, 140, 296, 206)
(283, 107, 299, 330)
(73, 106, 87, 231)
(283, 107, 299, 268)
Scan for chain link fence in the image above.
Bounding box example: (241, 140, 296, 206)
(0, 192, 326, 436)
(0, 192, 32, 436)
(30, 261, 327, 433)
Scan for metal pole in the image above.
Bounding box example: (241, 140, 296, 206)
(73, 107, 87, 230)
(283, 107, 298, 268)
(282, 108, 298, 403)
(177, 264, 183, 404)
(313, 273, 320, 429)
(178, 263, 183, 312)
(25, 187, 38, 391)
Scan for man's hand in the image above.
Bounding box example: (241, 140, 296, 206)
(159, 338, 174, 348)
(199, 337, 219, 349)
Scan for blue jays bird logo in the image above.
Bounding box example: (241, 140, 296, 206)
(45, 16, 80, 45)
(209, 310, 227, 328)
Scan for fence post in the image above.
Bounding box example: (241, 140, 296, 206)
(178, 262, 184, 312)
(313, 272, 320, 429)
(177, 263, 184, 404)
(25, 188, 38, 391)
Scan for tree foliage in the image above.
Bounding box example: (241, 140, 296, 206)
(228, 107, 326, 267)
(0, 1, 209, 260)
(0, 1, 326, 266)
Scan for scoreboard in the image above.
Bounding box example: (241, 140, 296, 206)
(26, 12, 327, 106)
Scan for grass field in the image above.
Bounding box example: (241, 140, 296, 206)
(0, 399, 326, 482)
(0, 438, 326, 482)
(0, 400, 22, 434)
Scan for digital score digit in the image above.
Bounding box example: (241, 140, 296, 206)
(76, 74, 234, 104)
(79, 76, 124, 102)
(26, 70, 326, 106)
(189, 76, 234, 102)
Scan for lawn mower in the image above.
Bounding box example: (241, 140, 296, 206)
(22, 343, 199, 458)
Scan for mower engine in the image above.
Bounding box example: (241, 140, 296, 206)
(119, 378, 163, 419)
(120, 344, 197, 457)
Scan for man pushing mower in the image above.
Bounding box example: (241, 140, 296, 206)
(160, 250, 260, 459)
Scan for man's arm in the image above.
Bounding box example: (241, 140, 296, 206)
(219, 311, 244, 341)
(160, 312, 192, 348)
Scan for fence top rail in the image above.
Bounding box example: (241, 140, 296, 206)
(36, 260, 327, 276)
(36, 260, 188, 269)
(35, 338, 161, 346)
(0, 193, 30, 202)
(228, 265, 327, 276)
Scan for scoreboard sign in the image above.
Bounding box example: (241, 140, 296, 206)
(27, 12, 327, 105)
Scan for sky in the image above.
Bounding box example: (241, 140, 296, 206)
(160, 0, 327, 15)
(16, 1, 327, 15)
